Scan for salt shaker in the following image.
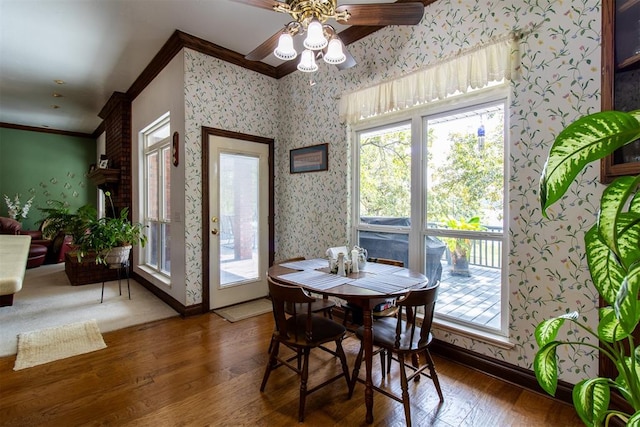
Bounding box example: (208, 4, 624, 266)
(351, 248, 359, 273)
(337, 252, 346, 276)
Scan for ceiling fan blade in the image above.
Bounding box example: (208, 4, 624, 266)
(335, 3, 424, 26)
(227, 0, 279, 11)
(245, 29, 283, 61)
(336, 47, 357, 71)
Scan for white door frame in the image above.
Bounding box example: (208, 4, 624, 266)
(201, 127, 274, 312)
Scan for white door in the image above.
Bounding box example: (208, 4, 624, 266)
(208, 135, 269, 309)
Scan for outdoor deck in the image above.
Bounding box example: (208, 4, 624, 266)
(222, 248, 503, 330)
(436, 263, 502, 329)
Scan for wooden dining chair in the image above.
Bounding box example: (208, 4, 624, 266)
(348, 284, 443, 427)
(262, 277, 351, 422)
(278, 256, 337, 318)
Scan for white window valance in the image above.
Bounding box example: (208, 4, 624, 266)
(339, 37, 518, 124)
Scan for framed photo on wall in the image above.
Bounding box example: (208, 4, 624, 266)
(290, 143, 328, 174)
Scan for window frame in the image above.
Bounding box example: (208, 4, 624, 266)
(141, 114, 171, 278)
(350, 88, 510, 342)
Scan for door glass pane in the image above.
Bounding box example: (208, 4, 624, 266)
(219, 152, 259, 287)
(358, 122, 411, 221)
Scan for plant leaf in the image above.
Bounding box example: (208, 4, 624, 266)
(540, 110, 640, 217)
(627, 411, 640, 426)
(586, 225, 626, 305)
(534, 341, 560, 396)
(572, 378, 610, 427)
(614, 354, 640, 405)
(535, 312, 578, 347)
(599, 176, 640, 258)
(598, 306, 629, 343)
(616, 213, 640, 271)
(614, 265, 640, 334)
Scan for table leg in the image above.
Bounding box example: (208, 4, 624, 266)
(363, 305, 374, 424)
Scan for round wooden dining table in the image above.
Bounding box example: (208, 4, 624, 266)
(267, 258, 431, 424)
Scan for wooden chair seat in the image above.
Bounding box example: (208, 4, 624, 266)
(262, 278, 351, 423)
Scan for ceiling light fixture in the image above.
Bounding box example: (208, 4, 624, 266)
(274, 21, 346, 72)
(53, 79, 65, 85)
(240, 0, 426, 74)
(52, 92, 63, 98)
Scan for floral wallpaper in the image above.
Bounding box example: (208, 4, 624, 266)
(182, 0, 601, 384)
(277, 0, 601, 384)
(183, 49, 279, 305)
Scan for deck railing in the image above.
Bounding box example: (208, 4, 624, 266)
(428, 222, 503, 269)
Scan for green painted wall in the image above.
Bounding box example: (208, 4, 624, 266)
(0, 127, 97, 230)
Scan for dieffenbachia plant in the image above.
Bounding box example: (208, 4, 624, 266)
(536, 110, 640, 427)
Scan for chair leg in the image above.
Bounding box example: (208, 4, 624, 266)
(424, 349, 444, 402)
(349, 342, 364, 398)
(260, 340, 279, 392)
(335, 338, 351, 389)
(379, 349, 386, 377)
(398, 353, 412, 427)
(387, 350, 393, 375)
(298, 348, 310, 422)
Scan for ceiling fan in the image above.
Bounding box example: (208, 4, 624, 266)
(231, 0, 426, 72)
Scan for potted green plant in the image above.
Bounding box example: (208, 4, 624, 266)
(535, 110, 640, 426)
(38, 201, 96, 244)
(442, 216, 484, 276)
(76, 192, 147, 266)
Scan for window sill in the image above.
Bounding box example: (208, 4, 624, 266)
(136, 265, 171, 288)
(433, 316, 514, 350)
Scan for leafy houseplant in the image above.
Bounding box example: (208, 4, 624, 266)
(76, 192, 147, 266)
(535, 110, 640, 426)
(442, 216, 484, 276)
(38, 201, 96, 244)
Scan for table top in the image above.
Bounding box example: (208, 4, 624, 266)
(268, 258, 430, 300)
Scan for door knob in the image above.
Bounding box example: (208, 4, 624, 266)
(212, 228, 219, 235)
(212, 216, 218, 223)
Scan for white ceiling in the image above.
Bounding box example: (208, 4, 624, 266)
(0, 0, 396, 135)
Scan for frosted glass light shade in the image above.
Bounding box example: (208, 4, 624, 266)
(297, 49, 318, 72)
(323, 38, 346, 64)
(274, 33, 297, 60)
(303, 20, 328, 50)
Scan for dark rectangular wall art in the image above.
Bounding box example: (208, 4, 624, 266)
(290, 143, 328, 173)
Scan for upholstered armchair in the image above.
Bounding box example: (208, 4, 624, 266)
(0, 217, 22, 235)
(20, 222, 72, 264)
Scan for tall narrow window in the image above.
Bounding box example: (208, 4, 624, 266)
(143, 117, 171, 276)
(424, 101, 505, 333)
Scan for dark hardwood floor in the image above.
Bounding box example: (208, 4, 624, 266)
(0, 312, 583, 426)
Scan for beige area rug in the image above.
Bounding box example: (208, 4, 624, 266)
(214, 298, 272, 322)
(0, 263, 179, 358)
(14, 319, 106, 370)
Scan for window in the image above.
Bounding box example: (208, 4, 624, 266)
(353, 94, 508, 338)
(142, 116, 171, 276)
